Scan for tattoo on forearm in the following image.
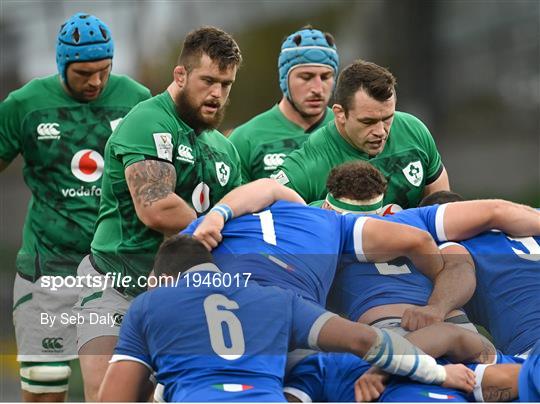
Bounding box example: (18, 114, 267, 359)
(127, 160, 176, 207)
(483, 387, 512, 402)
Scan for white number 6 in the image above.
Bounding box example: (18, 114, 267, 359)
(203, 294, 246, 360)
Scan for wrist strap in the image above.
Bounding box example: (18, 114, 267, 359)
(211, 204, 234, 222)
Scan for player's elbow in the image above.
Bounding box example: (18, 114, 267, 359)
(487, 199, 512, 229)
(410, 229, 436, 252)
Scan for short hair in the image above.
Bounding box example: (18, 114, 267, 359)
(178, 26, 242, 72)
(334, 60, 397, 114)
(153, 234, 214, 277)
(326, 161, 387, 201)
(419, 190, 464, 207)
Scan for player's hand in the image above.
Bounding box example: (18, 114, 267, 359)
(401, 305, 445, 331)
(441, 364, 475, 393)
(354, 366, 389, 402)
(192, 211, 224, 251)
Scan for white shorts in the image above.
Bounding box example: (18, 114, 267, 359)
(13, 273, 79, 362)
(73, 255, 132, 351)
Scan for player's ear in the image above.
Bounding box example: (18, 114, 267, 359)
(173, 65, 187, 89)
(332, 103, 346, 125)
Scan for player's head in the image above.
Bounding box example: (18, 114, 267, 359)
(419, 190, 465, 207)
(321, 161, 387, 214)
(278, 27, 339, 118)
(333, 60, 397, 157)
(154, 234, 214, 278)
(56, 12, 114, 102)
(173, 26, 242, 134)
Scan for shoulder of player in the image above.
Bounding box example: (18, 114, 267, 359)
(2, 75, 58, 106)
(105, 74, 151, 98)
(229, 107, 277, 140)
(391, 111, 432, 137)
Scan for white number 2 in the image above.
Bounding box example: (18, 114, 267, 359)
(254, 210, 277, 245)
(203, 294, 245, 360)
(507, 236, 540, 262)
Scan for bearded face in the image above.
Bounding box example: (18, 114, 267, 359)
(174, 54, 236, 134)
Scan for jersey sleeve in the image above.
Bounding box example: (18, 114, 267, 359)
(284, 354, 326, 402)
(227, 141, 244, 187)
(340, 214, 372, 262)
(112, 293, 153, 371)
(414, 116, 443, 184)
(289, 294, 337, 350)
(384, 205, 449, 243)
(274, 144, 321, 202)
(228, 127, 253, 184)
(109, 106, 175, 169)
(0, 93, 22, 163)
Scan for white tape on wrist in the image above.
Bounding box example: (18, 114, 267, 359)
(363, 328, 446, 384)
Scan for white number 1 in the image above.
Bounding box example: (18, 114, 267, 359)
(254, 210, 277, 245)
(507, 236, 540, 262)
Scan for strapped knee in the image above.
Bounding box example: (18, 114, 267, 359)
(20, 361, 71, 393)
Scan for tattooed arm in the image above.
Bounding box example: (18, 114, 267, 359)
(480, 364, 520, 402)
(125, 159, 196, 236)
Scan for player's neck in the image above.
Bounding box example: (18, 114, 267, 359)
(278, 97, 324, 131)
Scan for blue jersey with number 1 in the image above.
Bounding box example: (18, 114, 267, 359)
(184, 201, 364, 305)
(113, 267, 333, 402)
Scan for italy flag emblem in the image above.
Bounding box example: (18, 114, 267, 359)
(212, 384, 254, 392)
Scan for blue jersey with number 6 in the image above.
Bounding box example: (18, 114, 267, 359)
(113, 266, 333, 402)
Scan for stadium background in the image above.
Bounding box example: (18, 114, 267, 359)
(0, 0, 538, 400)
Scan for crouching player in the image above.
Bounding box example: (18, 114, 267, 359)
(98, 235, 473, 402)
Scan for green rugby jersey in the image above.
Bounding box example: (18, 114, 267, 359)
(229, 105, 333, 182)
(0, 75, 151, 279)
(91, 91, 241, 296)
(273, 112, 443, 208)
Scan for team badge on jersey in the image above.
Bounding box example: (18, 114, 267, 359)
(152, 133, 173, 162)
(402, 161, 423, 187)
(71, 150, 104, 182)
(192, 182, 211, 213)
(215, 162, 230, 186)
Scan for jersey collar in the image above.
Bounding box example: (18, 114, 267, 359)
(182, 263, 222, 276)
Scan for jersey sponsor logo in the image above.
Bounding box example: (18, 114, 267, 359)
(61, 185, 101, 198)
(215, 162, 230, 186)
(109, 118, 122, 132)
(192, 182, 210, 213)
(402, 161, 423, 187)
(71, 149, 104, 183)
(41, 337, 64, 352)
(270, 169, 290, 185)
(37, 123, 61, 140)
(382, 204, 403, 216)
(263, 153, 286, 171)
(152, 133, 173, 162)
(176, 144, 195, 164)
